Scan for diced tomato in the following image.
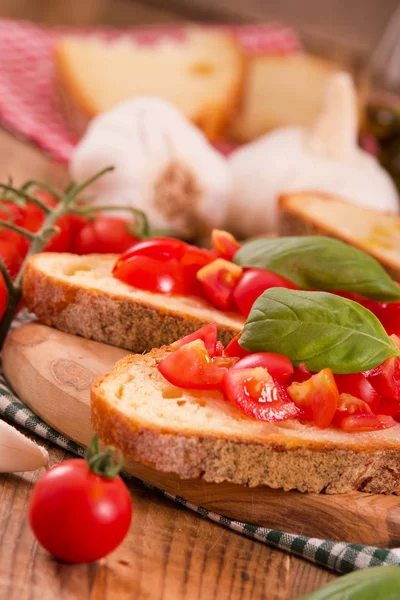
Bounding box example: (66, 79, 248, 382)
(378, 396, 400, 420)
(158, 339, 229, 389)
(287, 368, 339, 428)
(223, 366, 301, 422)
(332, 394, 396, 431)
(334, 373, 381, 413)
(211, 229, 241, 260)
(232, 352, 293, 383)
(223, 334, 250, 358)
(214, 341, 224, 357)
(233, 268, 299, 317)
(365, 356, 400, 402)
(290, 363, 313, 383)
(197, 259, 243, 310)
(172, 323, 218, 356)
(379, 302, 400, 337)
(180, 245, 215, 296)
(117, 237, 187, 263)
(113, 254, 186, 295)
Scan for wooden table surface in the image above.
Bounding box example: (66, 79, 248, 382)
(0, 1, 338, 597)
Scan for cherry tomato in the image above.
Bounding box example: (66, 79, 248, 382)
(223, 366, 301, 422)
(287, 368, 339, 428)
(180, 245, 215, 296)
(334, 373, 381, 413)
(118, 237, 187, 262)
(233, 268, 299, 317)
(172, 322, 218, 356)
(332, 393, 396, 432)
(45, 215, 72, 252)
(158, 339, 229, 389)
(29, 458, 132, 563)
(72, 216, 140, 255)
(377, 396, 400, 419)
(232, 352, 294, 383)
(0, 202, 29, 275)
(0, 276, 7, 321)
(113, 254, 186, 295)
(197, 258, 243, 310)
(378, 302, 400, 337)
(365, 356, 400, 401)
(223, 334, 250, 358)
(211, 229, 241, 260)
(21, 191, 71, 252)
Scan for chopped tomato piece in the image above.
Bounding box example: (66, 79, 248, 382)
(117, 237, 187, 262)
(377, 301, 400, 337)
(197, 259, 243, 310)
(113, 254, 186, 295)
(214, 341, 224, 357)
(365, 356, 400, 402)
(287, 368, 339, 428)
(224, 334, 250, 358)
(232, 352, 293, 383)
(158, 339, 229, 389)
(223, 367, 301, 422)
(377, 396, 400, 420)
(334, 373, 381, 413)
(211, 229, 241, 260)
(332, 395, 396, 432)
(233, 268, 299, 317)
(172, 323, 218, 356)
(180, 245, 215, 295)
(290, 363, 313, 383)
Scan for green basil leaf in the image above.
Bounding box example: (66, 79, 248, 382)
(297, 566, 400, 600)
(234, 236, 400, 302)
(239, 289, 399, 373)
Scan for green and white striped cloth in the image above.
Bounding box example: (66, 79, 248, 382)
(1, 314, 400, 574)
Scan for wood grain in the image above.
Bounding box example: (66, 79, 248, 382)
(4, 322, 400, 547)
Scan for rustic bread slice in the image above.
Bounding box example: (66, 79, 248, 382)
(229, 53, 344, 142)
(279, 191, 400, 280)
(54, 29, 244, 140)
(91, 346, 400, 494)
(23, 253, 243, 353)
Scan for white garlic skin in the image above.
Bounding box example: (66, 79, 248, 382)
(227, 127, 399, 237)
(70, 97, 232, 238)
(0, 419, 49, 472)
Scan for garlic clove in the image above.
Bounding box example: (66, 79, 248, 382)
(0, 419, 49, 472)
(306, 72, 358, 162)
(70, 97, 232, 239)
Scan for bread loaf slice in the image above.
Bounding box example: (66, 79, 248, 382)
(229, 53, 343, 142)
(91, 346, 400, 494)
(278, 191, 400, 280)
(23, 253, 243, 353)
(54, 29, 244, 140)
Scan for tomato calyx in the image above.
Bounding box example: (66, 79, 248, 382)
(86, 436, 124, 479)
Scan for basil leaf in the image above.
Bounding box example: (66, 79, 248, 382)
(240, 289, 399, 373)
(297, 566, 400, 600)
(234, 236, 400, 302)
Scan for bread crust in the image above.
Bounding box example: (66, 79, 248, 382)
(91, 350, 400, 494)
(23, 255, 241, 353)
(278, 191, 400, 281)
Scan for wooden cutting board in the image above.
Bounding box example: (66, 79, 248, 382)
(3, 322, 400, 547)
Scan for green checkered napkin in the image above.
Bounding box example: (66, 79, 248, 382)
(1, 314, 400, 574)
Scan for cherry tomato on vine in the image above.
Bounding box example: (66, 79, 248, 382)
(29, 437, 132, 563)
(0, 277, 7, 321)
(72, 216, 140, 255)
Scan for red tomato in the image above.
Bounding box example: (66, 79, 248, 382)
(377, 396, 400, 419)
(197, 258, 243, 310)
(223, 334, 250, 358)
(378, 302, 400, 337)
(290, 363, 313, 383)
(72, 216, 140, 255)
(113, 254, 186, 295)
(181, 245, 215, 295)
(365, 356, 400, 401)
(0, 276, 7, 321)
(223, 366, 301, 422)
(332, 393, 396, 432)
(20, 191, 71, 252)
(0, 202, 29, 275)
(158, 339, 229, 389)
(233, 268, 299, 317)
(334, 373, 381, 413)
(29, 458, 132, 563)
(45, 215, 72, 252)
(211, 229, 241, 260)
(118, 237, 187, 262)
(172, 322, 218, 356)
(287, 368, 339, 428)
(232, 352, 294, 383)
(214, 341, 224, 357)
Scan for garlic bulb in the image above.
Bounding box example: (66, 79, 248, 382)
(70, 97, 232, 239)
(0, 419, 49, 472)
(228, 72, 399, 237)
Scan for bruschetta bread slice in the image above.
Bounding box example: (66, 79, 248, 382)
(278, 191, 400, 280)
(91, 346, 400, 494)
(23, 253, 243, 353)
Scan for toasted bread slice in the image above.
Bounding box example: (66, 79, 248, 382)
(23, 253, 243, 353)
(91, 346, 400, 494)
(229, 53, 343, 142)
(279, 191, 400, 280)
(54, 29, 244, 140)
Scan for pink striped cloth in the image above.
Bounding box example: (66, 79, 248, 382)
(0, 19, 300, 163)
